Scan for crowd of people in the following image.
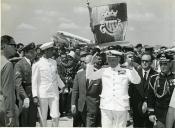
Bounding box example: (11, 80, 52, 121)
(0, 34, 175, 128)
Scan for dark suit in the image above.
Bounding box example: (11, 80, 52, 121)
(129, 67, 157, 128)
(14, 58, 37, 127)
(0, 58, 15, 126)
(71, 69, 102, 127)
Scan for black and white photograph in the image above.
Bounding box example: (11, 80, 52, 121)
(1, 0, 175, 127)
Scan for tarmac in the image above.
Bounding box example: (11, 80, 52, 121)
(36, 116, 73, 127)
(36, 116, 133, 127)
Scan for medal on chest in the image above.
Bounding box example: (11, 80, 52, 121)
(118, 70, 126, 75)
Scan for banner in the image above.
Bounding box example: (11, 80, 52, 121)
(88, 3, 128, 45)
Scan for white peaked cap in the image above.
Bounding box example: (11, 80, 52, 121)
(40, 42, 54, 50)
(106, 50, 123, 57)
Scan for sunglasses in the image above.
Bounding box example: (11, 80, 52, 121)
(128, 56, 134, 58)
(141, 60, 151, 63)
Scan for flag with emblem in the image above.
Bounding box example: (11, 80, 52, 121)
(88, 2, 127, 45)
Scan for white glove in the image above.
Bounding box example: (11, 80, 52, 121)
(71, 105, 76, 115)
(142, 101, 147, 114)
(149, 115, 157, 125)
(23, 98, 30, 108)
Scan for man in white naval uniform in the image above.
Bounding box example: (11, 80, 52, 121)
(86, 50, 141, 128)
(32, 42, 65, 127)
(166, 88, 175, 128)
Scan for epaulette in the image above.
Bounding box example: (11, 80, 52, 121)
(77, 68, 84, 73)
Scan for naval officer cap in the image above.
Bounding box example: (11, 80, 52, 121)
(40, 42, 54, 50)
(157, 52, 173, 62)
(106, 50, 123, 57)
(22, 42, 35, 52)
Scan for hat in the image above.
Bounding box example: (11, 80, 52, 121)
(106, 50, 123, 57)
(22, 42, 35, 52)
(137, 101, 147, 118)
(115, 45, 122, 51)
(108, 46, 116, 50)
(40, 42, 54, 50)
(125, 51, 135, 56)
(122, 46, 134, 53)
(157, 52, 172, 62)
(145, 46, 154, 52)
(135, 43, 142, 48)
(68, 51, 75, 58)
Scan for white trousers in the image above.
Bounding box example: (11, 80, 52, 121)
(101, 109, 127, 128)
(39, 97, 60, 126)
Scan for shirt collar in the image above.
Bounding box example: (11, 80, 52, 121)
(142, 68, 151, 76)
(111, 64, 120, 71)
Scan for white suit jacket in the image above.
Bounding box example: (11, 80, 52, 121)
(86, 64, 141, 111)
(32, 57, 65, 98)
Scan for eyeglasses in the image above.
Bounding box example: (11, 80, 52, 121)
(141, 60, 151, 63)
(128, 56, 134, 58)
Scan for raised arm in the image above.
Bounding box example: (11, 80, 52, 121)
(127, 67, 141, 84)
(86, 53, 104, 80)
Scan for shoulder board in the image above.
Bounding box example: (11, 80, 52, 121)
(77, 68, 84, 73)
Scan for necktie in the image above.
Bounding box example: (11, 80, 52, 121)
(144, 71, 147, 81)
(143, 71, 147, 90)
(86, 79, 89, 88)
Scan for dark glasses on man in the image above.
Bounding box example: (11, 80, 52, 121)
(128, 56, 134, 58)
(141, 60, 151, 63)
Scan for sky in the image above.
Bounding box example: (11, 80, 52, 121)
(1, 0, 175, 46)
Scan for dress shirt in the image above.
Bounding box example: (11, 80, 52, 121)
(86, 64, 141, 111)
(32, 57, 65, 98)
(142, 69, 150, 80)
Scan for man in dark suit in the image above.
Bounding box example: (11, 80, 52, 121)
(1, 35, 17, 126)
(130, 52, 157, 128)
(71, 54, 102, 127)
(14, 43, 37, 126)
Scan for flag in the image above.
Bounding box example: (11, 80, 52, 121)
(88, 3, 128, 45)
